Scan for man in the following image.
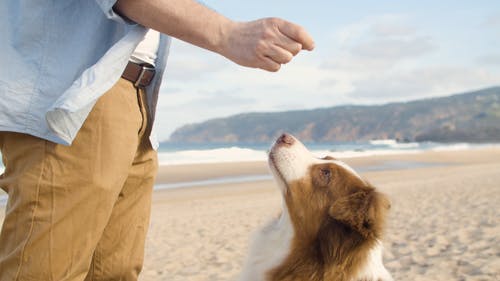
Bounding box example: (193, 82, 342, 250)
(0, 0, 314, 280)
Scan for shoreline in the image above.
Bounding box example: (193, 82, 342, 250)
(1, 147, 500, 205)
(153, 146, 499, 186)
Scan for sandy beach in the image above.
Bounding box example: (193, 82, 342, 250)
(1, 148, 500, 280)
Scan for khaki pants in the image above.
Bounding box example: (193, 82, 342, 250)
(0, 78, 158, 281)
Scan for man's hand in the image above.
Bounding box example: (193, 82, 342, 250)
(114, 0, 314, 72)
(219, 18, 315, 72)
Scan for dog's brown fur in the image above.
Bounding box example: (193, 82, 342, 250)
(268, 161, 390, 281)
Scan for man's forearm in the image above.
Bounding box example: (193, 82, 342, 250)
(114, 0, 314, 72)
(114, 0, 231, 54)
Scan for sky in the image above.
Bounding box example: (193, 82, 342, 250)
(154, 0, 500, 141)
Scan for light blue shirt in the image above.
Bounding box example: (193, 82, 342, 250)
(0, 0, 171, 149)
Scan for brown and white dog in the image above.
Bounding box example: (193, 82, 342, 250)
(239, 133, 393, 281)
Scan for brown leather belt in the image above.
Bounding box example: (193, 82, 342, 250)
(121, 61, 155, 88)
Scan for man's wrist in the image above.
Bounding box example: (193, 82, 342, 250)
(207, 17, 235, 56)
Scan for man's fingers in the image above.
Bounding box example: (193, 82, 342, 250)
(260, 56, 281, 72)
(275, 33, 303, 56)
(277, 19, 315, 51)
(266, 45, 294, 64)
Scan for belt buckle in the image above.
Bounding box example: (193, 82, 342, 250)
(135, 64, 155, 88)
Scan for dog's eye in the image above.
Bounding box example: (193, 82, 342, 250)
(320, 168, 332, 182)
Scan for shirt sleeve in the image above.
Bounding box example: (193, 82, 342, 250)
(94, 0, 136, 25)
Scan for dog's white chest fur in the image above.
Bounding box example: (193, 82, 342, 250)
(238, 205, 294, 281)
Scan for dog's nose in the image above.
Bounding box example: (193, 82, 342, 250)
(276, 133, 295, 146)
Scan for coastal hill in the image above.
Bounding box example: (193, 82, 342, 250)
(168, 87, 500, 143)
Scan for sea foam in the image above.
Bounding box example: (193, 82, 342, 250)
(156, 141, 500, 166)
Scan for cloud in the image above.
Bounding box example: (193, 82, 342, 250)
(350, 36, 436, 60)
(370, 22, 417, 37)
(164, 40, 230, 81)
(316, 14, 500, 105)
(483, 12, 500, 28)
(347, 66, 500, 101)
(154, 88, 261, 139)
(155, 57, 350, 139)
(333, 14, 410, 45)
(476, 54, 500, 66)
(322, 15, 437, 72)
(159, 87, 256, 110)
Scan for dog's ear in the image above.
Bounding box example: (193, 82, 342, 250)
(329, 189, 390, 238)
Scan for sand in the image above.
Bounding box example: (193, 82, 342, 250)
(1, 148, 500, 280)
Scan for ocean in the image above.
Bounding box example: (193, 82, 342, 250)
(155, 140, 483, 165)
(0, 140, 497, 172)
